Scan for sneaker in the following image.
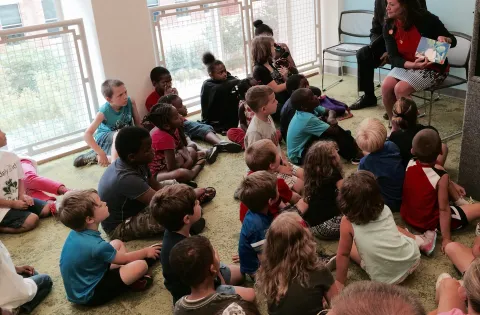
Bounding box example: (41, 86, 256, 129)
(350, 94, 377, 110)
(73, 150, 98, 167)
(48, 202, 57, 216)
(350, 158, 361, 165)
(455, 198, 469, 206)
(215, 141, 242, 153)
(476, 222, 480, 236)
(436, 273, 452, 290)
(130, 274, 153, 292)
(190, 218, 206, 235)
(205, 146, 219, 164)
(419, 230, 437, 256)
(319, 253, 336, 271)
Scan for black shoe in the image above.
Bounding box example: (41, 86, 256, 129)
(350, 94, 377, 110)
(73, 150, 98, 167)
(205, 147, 219, 164)
(383, 112, 389, 120)
(190, 218, 206, 235)
(215, 141, 242, 153)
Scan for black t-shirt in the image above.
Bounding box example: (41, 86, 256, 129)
(253, 62, 289, 107)
(268, 268, 334, 315)
(161, 230, 189, 304)
(389, 124, 438, 167)
(303, 170, 342, 226)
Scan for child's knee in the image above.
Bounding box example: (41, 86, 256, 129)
(234, 286, 256, 302)
(175, 169, 194, 182)
(444, 242, 461, 258)
(131, 260, 148, 275)
(23, 214, 40, 231)
(109, 239, 124, 250)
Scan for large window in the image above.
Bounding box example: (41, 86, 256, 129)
(0, 4, 24, 38)
(41, 0, 59, 32)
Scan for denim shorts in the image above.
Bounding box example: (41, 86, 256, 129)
(215, 262, 235, 295)
(0, 198, 47, 228)
(183, 120, 215, 140)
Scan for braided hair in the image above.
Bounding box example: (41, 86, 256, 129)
(158, 94, 179, 105)
(143, 102, 188, 146)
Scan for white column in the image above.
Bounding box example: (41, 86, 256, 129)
(320, 0, 343, 73)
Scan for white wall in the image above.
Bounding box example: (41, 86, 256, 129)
(321, 0, 343, 69)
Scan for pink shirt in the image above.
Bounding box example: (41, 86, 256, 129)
(438, 309, 467, 315)
(148, 127, 181, 176)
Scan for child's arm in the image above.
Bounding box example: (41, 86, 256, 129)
(131, 99, 141, 126)
(438, 174, 452, 251)
(266, 81, 286, 93)
(473, 236, 480, 258)
(164, 149, 181, 171)
(335, 216, 354, 286)
(325, 279, 340, 305)
(111, 245, 160, 265)
(289, 191, 301, 204)
(238, 104, 248, 131)
(84, 112, 109, 165)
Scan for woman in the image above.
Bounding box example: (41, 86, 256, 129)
(381, 0, 456, 125)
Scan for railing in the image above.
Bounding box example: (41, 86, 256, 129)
(149, 0, 322, 108)
(0, 19, 98, 156)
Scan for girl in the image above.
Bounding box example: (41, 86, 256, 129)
(142, 103, 217, 184)
(389, 97, 448, 167)
(335, 171, 436, 288)
(200, 52, 241, 132)
(255, 212, 338, 315)
(300, 141, 343, 240)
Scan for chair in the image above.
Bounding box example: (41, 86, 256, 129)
(423, 32, 471, 141)
(321, 10, 374, 92)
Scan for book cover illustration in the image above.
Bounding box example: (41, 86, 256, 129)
(416, 37, 451, 64)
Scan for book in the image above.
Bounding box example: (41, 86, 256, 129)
(416, 37, 451, 64)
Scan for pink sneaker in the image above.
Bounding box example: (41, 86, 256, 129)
(419, 230, 437, 256)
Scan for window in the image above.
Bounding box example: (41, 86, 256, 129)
(0, 4, 24, 38)
(147, 0, 158, 7)
(175, 0, 189, 17)
(41, 0, 59, 33)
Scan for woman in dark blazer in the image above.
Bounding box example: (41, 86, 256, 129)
(381, 0, 457, 126)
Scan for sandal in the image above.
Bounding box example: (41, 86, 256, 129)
(198, 187, 216, 205)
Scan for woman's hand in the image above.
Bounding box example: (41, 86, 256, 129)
(437, 36, 452, 44)
(413, 56, 432, 69)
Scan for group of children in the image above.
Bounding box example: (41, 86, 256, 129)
(1, 32, 480, 315)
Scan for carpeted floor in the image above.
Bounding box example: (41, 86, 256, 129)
(2, 74, 472, 314)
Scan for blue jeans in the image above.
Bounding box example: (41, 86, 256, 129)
(21, 273, 53, 313)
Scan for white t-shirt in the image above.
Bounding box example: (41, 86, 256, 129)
(0, 241, 37, 310)
(0, 151, 25, 222)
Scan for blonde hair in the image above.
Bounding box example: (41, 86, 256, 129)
(245, 139, 278, 171)
(251, 35, 275, 65)
(255, 212, 323, 305)
(330, 281, 426, 315)
(245, 85, 274, 112)
(464, 258, 480, 312)
(356, 118, 387, 153)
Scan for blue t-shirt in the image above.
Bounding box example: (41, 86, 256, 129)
(94, 97, 133, 140)
(286, 109, 328, 164)
(238, 210, 273, 274)
(59, 230, 117, 304)
(358, 141, 405, 211)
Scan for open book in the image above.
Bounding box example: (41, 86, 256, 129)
(416, 37, 451, 64)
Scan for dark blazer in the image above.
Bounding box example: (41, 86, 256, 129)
(383, 11, 457, 71)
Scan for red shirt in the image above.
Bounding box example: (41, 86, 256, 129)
(239, 171, 293, 222)
(148, 127, 181, 176)
(145, 90, 161, 113)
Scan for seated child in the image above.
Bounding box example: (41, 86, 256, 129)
(171, 236, 259, 315)
(150, 184, 254, 304)
(145, 66, 178, 112)
(159, 94, 241, 153)
(300, 141, 344, 240)
(401, 129, 480, 250)
(335, 171, 435, 288)
(389, 97, 448, 167)
(74, 79, 141, 167)
(59, 189, 161, 306)
(356, 118, 405, 212)
(256, 212, 338, 315)
(328, 281, 427, 315)
(240, 139, 301, 222)
(98, 127, 211, 241)
(0, 241, 52, 313)
(143, 103, 218, 184)
(444, 233, 480, 276)
(244, 85, 305, 193)
(238, 171, 278, 277)
(0, 129, 53, 234)
(286, 88, 361, 165)
(201, 52, 241, 132)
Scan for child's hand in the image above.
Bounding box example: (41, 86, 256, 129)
(454, 183, 466, 198)
(144, 245, 161, 259)
(97, 152, 110, 167)
(21, 195, 34, 206)
(232, 254, 240, 264)
(11, 200, 28, 209)
(165, 86, 178, 96)
(15, 265, 35, 276)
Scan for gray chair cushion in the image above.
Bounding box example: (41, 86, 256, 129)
(324, 43, 368, 57)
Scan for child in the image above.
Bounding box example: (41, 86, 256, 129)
(145, 66, 178, 113)
(0, 129, 53, 234)
(328, 281, 426, 315)
(159, 94, 241, 153)
(444, 233, 480, 276)
(171, 236, 260, 315)
(389, 97, 448, 167)
(244, 85, 305, 193)
(59, 189, 161, 306)
(0, 241, 52, 313)
(401, 129, 480, 251)
(335, 171, 435, 288)
(301, 141, 344, 240)
(200, 52, 241, 132)
(286, 88, 361, 165)
(356, 118, 405, 212)
(241, 139, 301, 222)
(74, 79, 141, 167)
(143, 103, 217, 184)
(255, 212, 338, 315)
(238, 171, 278, 277)
(150, 184, 254, 305)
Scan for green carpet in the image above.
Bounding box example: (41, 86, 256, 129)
(2, 74, 471, 314)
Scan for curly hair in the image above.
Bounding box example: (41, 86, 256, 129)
(255, 212, 323, 305)
(392, 97, 418, 130)
(303, 141, 343, 201)
(142, 103, 187, 146)
(337, 171, 384, 225)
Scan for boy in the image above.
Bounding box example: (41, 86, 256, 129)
(244, 85, 304, 193)
(98, 126, 207, 242)
(59, 189, 160, 306)
(401, 129, 480, 250)
(171, 236, 260, 315)
(74, 79, 141, 167)
(239, 139, 301, 222)
(0, 241, 52, 313)
(145, 66, 178, 112)
(356, 118, 405, 212)
(238, 171, 278, 277)
(286, 88, 361, 165)
(150, 184, 254, 304)
(0, 129, 53, 234)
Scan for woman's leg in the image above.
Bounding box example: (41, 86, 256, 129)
(444, 242, 476, 274)
(393, 81, 416, 100)
(381, 76, 400, 120)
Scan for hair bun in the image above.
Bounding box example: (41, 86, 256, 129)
(202, 52, 216, 66)
(253, 20, 264, 28)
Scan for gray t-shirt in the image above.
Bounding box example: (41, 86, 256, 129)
(244, 115, 280, 151)
(98, 159, 151, 233)
(174, 293, 260, 315)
